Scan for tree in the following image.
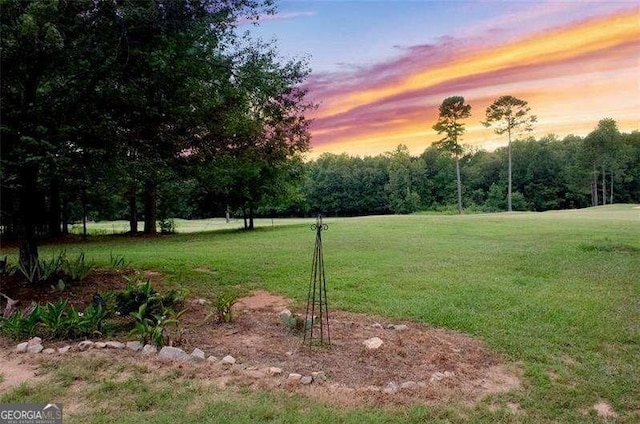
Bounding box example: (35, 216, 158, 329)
(385, 145, 422, 214)
(583, 119, 623, 205)
(482, 95, 536, 212)
(432, 96, 471, 214)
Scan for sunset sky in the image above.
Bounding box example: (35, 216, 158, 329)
(248, 0, 640, 158)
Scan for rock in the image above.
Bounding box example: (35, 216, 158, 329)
(95, 342, 107, 349)
(16, 342, 28, 353)
(300, 376, 313, 385)
(105, 341, 125, 349)
(371, 322, 384, 329)
(78, 340, 94, 351)
(267, 367, 283, 375)
(221, 355, 236, 365)
(430, 372, 445, 382)
(383, 382, 398, 394)
(43, 348, 56, 355)
(206, 356, 218, 363)
(193, 298, 210, 305)
(311, 371, 327, 381)
(287, 373, 302, 384)
(385, 324, 395, 329)
(443, 371, 455, 378)
(28, 337, 42, 346)
(158, 346, 189, 362)
(400, 381, 417, 390)
(279, 309, 292, 319)
(27, 343, 44, 354)
(190, 348, 206, 361)
(126, 341, 144, 352)
(392, 324, 409, 331)
(57, 345, 71, 354)
(142, 344, 158, 355)
(363, 337, 383, 350)
(245, 370, 267, 379)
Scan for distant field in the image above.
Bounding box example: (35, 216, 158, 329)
(2, 204, 639, 423)
(69, 217, 315, 235)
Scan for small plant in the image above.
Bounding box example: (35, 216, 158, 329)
(210, 291, 238, 323)
(159, 218, 175, 234)
(108, 252, 127, 271)
(16, 252, 64, 284)
(279, 309, 319, 333)
(130, 303, 184, 347)
(0, 307, 41, 339)
(61, 252, 95, 281)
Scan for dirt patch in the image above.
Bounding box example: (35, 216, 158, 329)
(0, 354, 43, 391)
(593, 401, 618, 418)
(0, 273, 521, 407)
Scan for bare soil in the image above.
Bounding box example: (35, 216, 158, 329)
(0, 271, 521, 407)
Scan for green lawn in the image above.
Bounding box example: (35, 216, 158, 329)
(2, 204, 639, 423)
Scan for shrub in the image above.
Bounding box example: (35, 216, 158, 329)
(61, 252, 95, 281)
(210, 291, 239, 324)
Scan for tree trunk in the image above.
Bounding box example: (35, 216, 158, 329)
(507, 130, 513, 212)
(249, 204, 255, 230)
(18, 165, 39, 268)
(592, 165, 599, 206)
(81, 186, 88, 241)
(143, 181, 157, 234)
(128, 185, 138, 233)
(455, 153, 463, 214)
(601, 165, 606, 206)
(48, 178, 61, 237)
(610, 170, 614, 204)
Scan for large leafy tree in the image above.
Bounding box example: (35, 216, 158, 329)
(432, 96, 471, 214)
(482, 95, 536, 212)
(583, 118, 623, 205)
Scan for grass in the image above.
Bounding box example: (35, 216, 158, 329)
(2, 204, 639, 423)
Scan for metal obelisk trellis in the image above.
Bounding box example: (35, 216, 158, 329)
(304, 215, 331, 347)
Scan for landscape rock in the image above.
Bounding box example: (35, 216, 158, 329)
(16, 342, 28, 353)
(430, 372, 445, 382)
(300, 376, 313, 385)
(57, 346, 71, 354)
(28, 337, 42, 346)
(193, 298, 210, 305)
(370, 322, 384, 329)
(286, 373, 302, 384)
(158, 346, 189, 362)
(311, 371, 327, 381)
(105, 341, 125, 349)
(95, 342, 107, 349)
(363, 337, 384, 350)
(27, 343, 44, 354)
(383, 381, 398, 394)
(392, 324, 409, 331)
(190, 348, 206, 361)
(279, 309, 292, 320)
(267, 367, 283, 375)
(126, 341, 144, 352)
(400, 381, 417, 390)
(221, 355, 236, 365)
(245, 370, 267, 379)
(142, 344, 157, 355)
(206, 356, 218, 363)
(42, 348, 56, 355)
(78, 341, 94, 351)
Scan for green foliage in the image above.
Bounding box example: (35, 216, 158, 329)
(0, 300, 106, 340)
(211, 291, 239, 324)
(61, 251, 95, 281)
(158, 218, 175, 235)
(129, 305, 184, 348)
(108, 252, 127, 271)
(16, 252, 63, 284)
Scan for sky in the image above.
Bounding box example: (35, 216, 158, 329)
(246, 0, 640, 158)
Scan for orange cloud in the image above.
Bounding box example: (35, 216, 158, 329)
(306, 8, 640, 158)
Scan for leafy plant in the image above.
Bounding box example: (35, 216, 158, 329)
(115, 277, 184, 320)
(279, 310, 319, 333)
(0, 307, 41, 340)
(39, 299, 71, 338)
(16, 252, 64, 284)
(159, 218, 175, 234)
(61, 252, 95, 281)
(210, 291, 238, 323)
(108, 252, 128, 271)
(130, 303, 184, 347)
